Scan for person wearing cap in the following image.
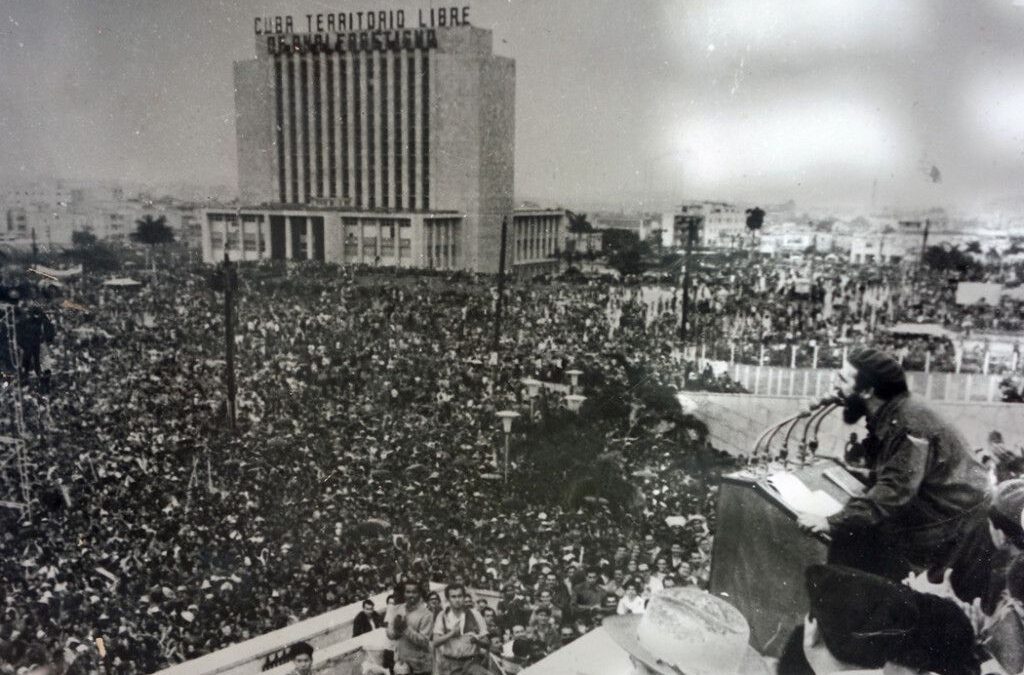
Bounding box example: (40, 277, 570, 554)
(604, 586, 770, 675)
(796, 347, 993, 601)
(286, 641, 314, 675)
(794, 564, 979, 675)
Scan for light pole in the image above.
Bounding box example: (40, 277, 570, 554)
(565, 369, 583, 394)
(522, 377, 542, 421)
(565, 394, 587, 414)
(496, 410, 520, 484)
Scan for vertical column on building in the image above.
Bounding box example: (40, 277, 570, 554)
(238, 216, 246, 261)
(331, 52, 343, 202)
(344, 55, 355, 207)
(304, 218, 313, 260)
(410, 48, 422, 211)
(306, 53, 317, 201)
(382, 48, 393, 210)
(397, 49, 408, 210)
(285, 217, 294, 259)
(292, 53, 305, 203)
(282, 56, 293, 203)
(259, 218, 270, 260)
(357, 51, 369, 209)
(318, 51, 329, 199)
(391, 50, 401, 210)
(200, 216, 212, 262)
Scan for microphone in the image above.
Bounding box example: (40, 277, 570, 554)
(808, 393, 844, 411)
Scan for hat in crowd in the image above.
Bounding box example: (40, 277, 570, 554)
(847, 348, 905, 392)
(896, 592, 979, 675)
(603, 587, 768, 675)
(804, 563, 978, 675)
(805, 564, 917, 669)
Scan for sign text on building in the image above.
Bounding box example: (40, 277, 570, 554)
(254, 6, 470, 35)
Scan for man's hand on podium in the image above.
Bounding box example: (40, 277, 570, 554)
(796, 512, 831, 536)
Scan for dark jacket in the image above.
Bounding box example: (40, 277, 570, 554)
(827, 392, 990, 562)
(352, 609, 384, 637)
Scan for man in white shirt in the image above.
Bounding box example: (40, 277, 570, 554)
(432, 584, 489, 675)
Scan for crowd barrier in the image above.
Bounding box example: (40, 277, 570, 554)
(154, 583, 466, 675)
(708, 361, 1014, 403)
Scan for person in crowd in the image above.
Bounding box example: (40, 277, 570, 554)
(792, 564, 979, 675)
(525, 606, 560, 655)
(286, 641, 314, 675)
(572, 569, 604, 614)
(386, 579, 433, 675)
(496, 586, 530, 632)
(431, 584, 489, 675)
(796, 348, 994, 602)
(528, 589, 563, 627)
(616, 582, 646, 616)
(353, 599, 385, 637)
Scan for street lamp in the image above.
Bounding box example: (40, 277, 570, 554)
(496, 410, 520, 484)
(565, 394, 587, 414)
(566, 369, 583, 394)
(522, 378, 542, 420)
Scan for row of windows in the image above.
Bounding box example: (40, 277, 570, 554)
(274, 51, 430, 210)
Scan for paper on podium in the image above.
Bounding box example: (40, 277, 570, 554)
(766, 472, 844, 518)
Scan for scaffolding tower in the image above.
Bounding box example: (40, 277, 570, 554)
(0, 304, 30, 509)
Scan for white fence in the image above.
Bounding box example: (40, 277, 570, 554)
(713, 361, 1010, 403)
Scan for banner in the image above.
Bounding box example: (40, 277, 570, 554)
(956, 282, 1001, 306)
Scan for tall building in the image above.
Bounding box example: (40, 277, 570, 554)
(207, 23, 515, 272)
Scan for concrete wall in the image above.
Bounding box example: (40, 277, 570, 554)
(688, 392, 1024, 459)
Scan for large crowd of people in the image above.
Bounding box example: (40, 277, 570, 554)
(1, 247, 1022, 675)
(0, 262, 732, 674)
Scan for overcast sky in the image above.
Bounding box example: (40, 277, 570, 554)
(2, 0, 1023, 212)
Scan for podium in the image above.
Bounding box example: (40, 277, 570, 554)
(709, 459, 860, 657)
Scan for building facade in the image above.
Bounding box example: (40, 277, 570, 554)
(202, 207, 463, 270)
(664, 201, 746, 249)
(510, 208, 566, 276)
(227, 24, 514, 272)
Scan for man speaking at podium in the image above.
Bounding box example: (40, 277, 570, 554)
(795, 347, 993, 602)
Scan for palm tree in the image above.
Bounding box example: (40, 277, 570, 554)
(132, 215, 175, 273)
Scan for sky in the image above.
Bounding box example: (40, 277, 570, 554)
(1, 0, 1024, 213)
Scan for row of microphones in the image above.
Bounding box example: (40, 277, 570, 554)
(747, 392, 845, 469)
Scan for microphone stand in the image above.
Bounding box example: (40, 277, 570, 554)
(807, 404, 838, 460)
(799, 403, 835, 465)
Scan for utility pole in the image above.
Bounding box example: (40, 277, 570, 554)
(919, 219, 930, 269)
(223, 252, 237, 434)
(493, 216, 508, 354)
(679, 216, 698, 342)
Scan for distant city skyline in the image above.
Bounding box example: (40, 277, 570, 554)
(2, 0, 1024, 213)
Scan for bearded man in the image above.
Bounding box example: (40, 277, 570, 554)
(796, 347, 994, 602)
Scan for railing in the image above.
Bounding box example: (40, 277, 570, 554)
(712, 361, 1010, 403)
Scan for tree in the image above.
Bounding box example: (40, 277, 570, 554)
(71, 229, 98, 248)
(745, 207, 765, 232)
(567, 211, 594, 234)
(132, 215, 175, 272)
(922, 245, 980, 276)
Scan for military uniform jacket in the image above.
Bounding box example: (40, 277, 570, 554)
(826, 392, 990, 555)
